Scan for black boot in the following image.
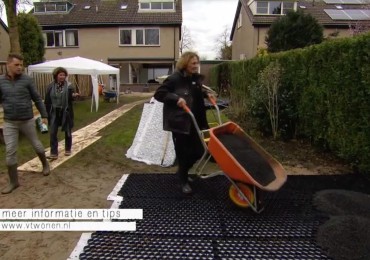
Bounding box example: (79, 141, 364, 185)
(176, 166, 193, 194)
(181, 183, 192, 194)
(37, 152, 51, 176)
(1, 165, 19, 194)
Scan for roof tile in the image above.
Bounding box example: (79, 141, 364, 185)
(34, 0, 182, 27)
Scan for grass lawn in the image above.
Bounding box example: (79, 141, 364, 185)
(0, 94, 151, 173)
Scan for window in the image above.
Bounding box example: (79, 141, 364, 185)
(54, 31, 63, 47)
(119, 28, 160, 46)
(140, 3, 150, 9)
(163, 2, 174, 9)
(269, 2, 282, 14)
(151, 2, 162, 9)
(120, 30, 132, 44)
(45, 4, 56, 12)
(34, 5, 45, 13)
(65, 30, 79, 46)
(43, 30, 79, 47)
(136, 30, 144, 45)
(145, 29, 159, 45)
(44, 32, 55, 47)
(256, 1, 295, 15)
(257, 2, 268, 14)
(56, 3, 67, 12)
(138, 1, 175, 11)
(34, 2, 71, 13)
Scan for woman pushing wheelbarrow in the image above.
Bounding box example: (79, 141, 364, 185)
(154, 51, 215, 194)
(155, 51, 287, 212)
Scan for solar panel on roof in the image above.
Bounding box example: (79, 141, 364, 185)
(325, 9, 370, 20)
(324, 9, 351, 20)
(324, 0, 367, 4)
(346, 9, 370, 19)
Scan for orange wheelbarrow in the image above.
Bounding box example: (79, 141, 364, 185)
(182, 97, 287, 213)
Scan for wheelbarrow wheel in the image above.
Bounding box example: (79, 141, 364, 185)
(229, 182, 255, 208)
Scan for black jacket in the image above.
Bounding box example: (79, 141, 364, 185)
(154, 70, 209, 134)
(0, 74, 48, 121)
(44, 82, 75, 133)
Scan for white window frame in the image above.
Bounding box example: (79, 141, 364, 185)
(34, 3, 68, 13)
(43, 29, 79, 48)
(119, 28, 160, 46)
(255, 1, 295, 15)
(237, 13, 242, 29)
(65, 30, 79, 47)
(138, 0, 175, 12)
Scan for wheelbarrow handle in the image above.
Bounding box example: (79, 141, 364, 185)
(208, 95, 217, 107)
(180, 103, 191, 114)
(180, 96, 217, 113)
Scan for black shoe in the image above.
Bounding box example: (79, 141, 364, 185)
(187, 175, 197, 183)
(182, 183, 192, 194)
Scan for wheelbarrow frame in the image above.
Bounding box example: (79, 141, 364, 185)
(102, 90, 117, 102)
(182, 97, 286, 213)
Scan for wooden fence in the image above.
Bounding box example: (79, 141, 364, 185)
(30, 72, 93, 99)
(0, 61, 94, 136)
(0, 62, 94, 99)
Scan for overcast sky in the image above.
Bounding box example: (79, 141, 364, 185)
(182, 0, 239, 60)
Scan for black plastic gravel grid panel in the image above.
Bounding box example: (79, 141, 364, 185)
(80, 233, 214, 260)
(215, 239, 332, 260)
(80, 174, 369, 259)
(220, 191, 320, 238)
(118, 173, 370, 202)
(116, 198, 223, 237)
(118, 174, 230, 200)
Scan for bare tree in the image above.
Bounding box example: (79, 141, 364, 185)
(250, 61, 283, 139)
(1, 0, 29, 53)
(179, 26, 193, 54)
(215, 26, 232, 60)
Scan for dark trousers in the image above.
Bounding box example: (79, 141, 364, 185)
(172, 126, 204, 184)
(50, 108, 72, 155)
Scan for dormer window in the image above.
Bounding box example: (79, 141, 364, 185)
(34, 1, 73, 13)
(254, 1, 295, 15)
(139, 0, 175, 12)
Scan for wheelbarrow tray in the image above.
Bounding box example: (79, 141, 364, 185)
(208, 121, 286, 192)
(102, 90, 117, 102)
(102, 90, 117, 98)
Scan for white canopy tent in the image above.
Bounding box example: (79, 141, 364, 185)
(28, 56, 120, 111)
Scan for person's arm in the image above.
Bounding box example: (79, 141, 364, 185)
(68, 83, 79, 98)
(44, 84, 52, 123)
(154, 75, 180, 106)
(28, 78, 48, 123)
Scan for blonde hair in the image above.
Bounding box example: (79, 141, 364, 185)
(176, 51, 200, 71)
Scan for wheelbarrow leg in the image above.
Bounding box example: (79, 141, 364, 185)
(225, 175, 265, 213)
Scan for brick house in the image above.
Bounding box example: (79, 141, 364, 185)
(230, 0, 370, 60)
(32, 0, 182, 86)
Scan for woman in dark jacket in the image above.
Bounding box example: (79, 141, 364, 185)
(154, 51, 212, 194)
(44, 67, 78, 159)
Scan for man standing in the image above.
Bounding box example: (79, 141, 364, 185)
(0, 53, 51, 194)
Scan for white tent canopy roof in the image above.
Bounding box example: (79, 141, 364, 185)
(28, 56, 120, 111)
(28, 56, 119, 75)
